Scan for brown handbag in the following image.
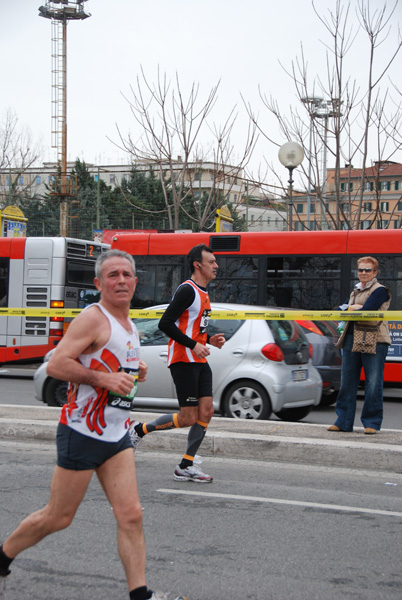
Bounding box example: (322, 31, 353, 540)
(352, 323, 379, 354)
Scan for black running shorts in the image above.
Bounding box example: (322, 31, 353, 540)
(169, 361, 213, 407)
(56, 424, 132, 471)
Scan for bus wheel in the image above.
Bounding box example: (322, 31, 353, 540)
(222, 380, 272, 420)
(275, 406, 312, 422)
(45, 377, 68, 407)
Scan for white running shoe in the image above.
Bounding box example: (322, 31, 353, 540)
(173, 464, 213, 483)
(128, 421, 143, 451)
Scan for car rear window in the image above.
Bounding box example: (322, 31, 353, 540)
(268, 320, 310, 365)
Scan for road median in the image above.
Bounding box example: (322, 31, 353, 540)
(1, 404, 401, 473)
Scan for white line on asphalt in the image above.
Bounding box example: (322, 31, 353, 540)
(157, 488, 402, 518)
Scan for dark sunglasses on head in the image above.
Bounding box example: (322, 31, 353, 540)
(357, 268, 373, 273)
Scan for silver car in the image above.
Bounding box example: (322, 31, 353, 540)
(33, 303, 322, 421)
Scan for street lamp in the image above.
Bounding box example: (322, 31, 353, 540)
(278, 142, 304, 231)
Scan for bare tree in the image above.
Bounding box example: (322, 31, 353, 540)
(244, 0, 402, 230)
(115, 68, 257, 231)
(0, 109, 44, 207)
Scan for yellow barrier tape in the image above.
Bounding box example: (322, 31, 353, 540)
(0, 308, 401, 321)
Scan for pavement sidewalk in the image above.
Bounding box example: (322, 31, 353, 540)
(1, 404, 401, 473)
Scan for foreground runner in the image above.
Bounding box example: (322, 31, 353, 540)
(0, 250, 187, 600)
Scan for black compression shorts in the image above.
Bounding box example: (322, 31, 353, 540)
(56, 424, 132, 471)
(169, 361, 213, 407)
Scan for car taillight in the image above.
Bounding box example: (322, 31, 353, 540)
(297, 320, 322, 335)
(261, 343, 284, 362)
(309, 343, 314, 359)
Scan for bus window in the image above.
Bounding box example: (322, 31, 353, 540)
(375, 256, 402, 311)
(131, 256, 185, 308)
(0, 258, 8, 307)
(66, 261, 97, 286)
(209, 256, 258, 304)
(266, 256, 342, 309)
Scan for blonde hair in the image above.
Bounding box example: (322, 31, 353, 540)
(357, 256, 378, 271)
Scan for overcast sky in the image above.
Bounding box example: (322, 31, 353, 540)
(1, 0, 401, 179)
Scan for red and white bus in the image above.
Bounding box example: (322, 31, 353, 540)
(111, 229, 402, 384)
(0, 237, 109, 364)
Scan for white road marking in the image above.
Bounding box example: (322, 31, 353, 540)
(157, 488, 402, 518)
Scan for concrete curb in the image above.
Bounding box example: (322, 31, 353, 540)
(1, 405, 401, 473)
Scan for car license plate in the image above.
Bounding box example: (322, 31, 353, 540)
(292, 369, 308, 381)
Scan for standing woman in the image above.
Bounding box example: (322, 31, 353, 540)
(328, 256, 391, 434)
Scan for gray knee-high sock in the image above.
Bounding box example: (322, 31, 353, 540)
(181, 420, 208, 466)
(141, 413, 179, 435)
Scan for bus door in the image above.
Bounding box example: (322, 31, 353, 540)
(17, 237, 56, 361)
(0, 253, 10, 362)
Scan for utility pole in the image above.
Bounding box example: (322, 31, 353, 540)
(38, 1, 91, 237)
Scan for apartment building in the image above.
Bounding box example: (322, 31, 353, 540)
(291, 161, 402, 230)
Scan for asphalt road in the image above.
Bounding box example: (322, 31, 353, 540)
(0, 442, 401, 600)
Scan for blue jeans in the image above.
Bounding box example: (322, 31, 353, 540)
(334, 333, 389, 431)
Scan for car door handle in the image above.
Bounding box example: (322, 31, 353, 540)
(232, 349, 244, 356)
(159, 351, 168, 357)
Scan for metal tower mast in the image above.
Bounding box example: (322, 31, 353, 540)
(38, 1, 91, 237)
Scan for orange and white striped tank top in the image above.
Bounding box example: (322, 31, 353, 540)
(167, 280, 211, 366)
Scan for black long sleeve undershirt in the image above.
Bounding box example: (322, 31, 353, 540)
(158, 282, 205, 349)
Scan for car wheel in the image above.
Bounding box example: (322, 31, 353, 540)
(275, 406, 312, 422)
(222, 380, 272, 420)
(45, 377, 68, 407)
(320, 390, 338, 407)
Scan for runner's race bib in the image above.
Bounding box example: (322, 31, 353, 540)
(107, 367, 139, 410)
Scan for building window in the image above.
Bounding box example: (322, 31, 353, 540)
(397, 201, 402, 211)
(395, 181, 402, 191)
(6, 177, 10, 186)
(234, 194, 238, 202)
(194, 172, 201, 182)
(379, 181, 390, 191)
(110, 175, 116, 185)
(363, 202, 372, 212)
(18, 176, 24, 185)
(341, 203, 350, 214)
(380, 201, 389, 212)
(341, 182, 353, 192)
(49, 175, 55, 184)
(309, 203, 315, 213)
(35, 176, 41, 185)
(363, 181, 373, 191)
(296, 203, 303, 213)
(94, 174, 99, 182)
